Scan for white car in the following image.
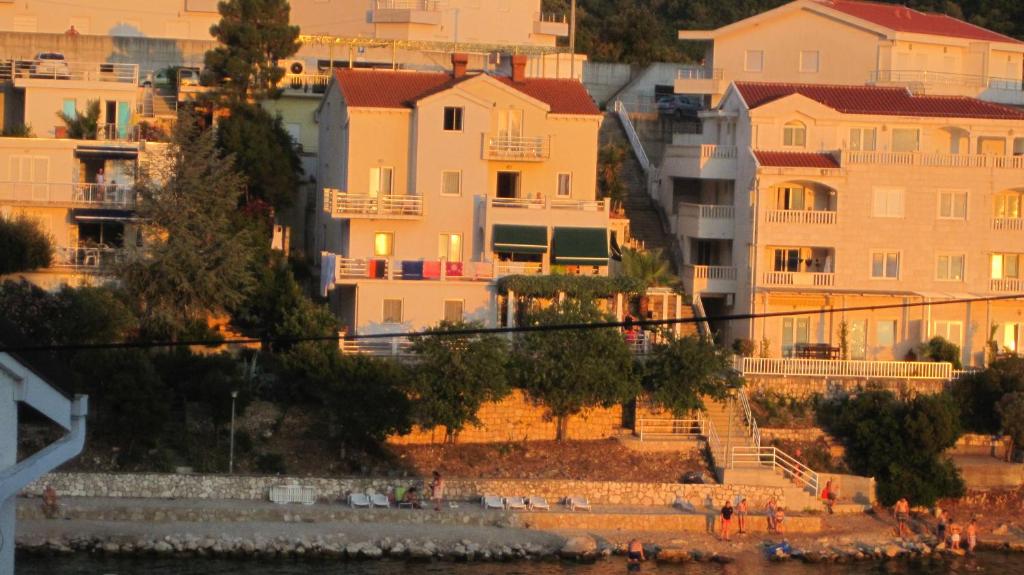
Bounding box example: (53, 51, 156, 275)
(178, 67, 201, 87)
(31, 52, 70, 78)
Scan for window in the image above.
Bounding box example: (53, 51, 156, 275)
(777, 186, 806, 210)
(443, 107, 464, 131)
(991, 253, 1021, 279)
(994, 191, 1022, 219)
(772, 248, 802, 272)
(782, 317, 810, 357)
(936, 254, 965, 281)
(441, 171, 462, 196)
(443, 300, 464, 323)
(871, 250, 900, 279)
(438, 232, 463, 262)
(850, 128, 877, 151)
(799, 50, 820, 73)
(938, 190, 967, 220)
(62, 99, 77, 120)
(557, 173, 572, 197)
(1003, 323, 1023, 353)
(369, 166, 393, 197)
(933, 320, 963, 346)
(382, 299, 403, 324)
(374, 232, 394, 256)
(892, 129, 920, 152)
(783, 121, 806, 147)
(876, 320, 897, 349)
(745, 50, 764, 72)
(872, 188, 904, 218)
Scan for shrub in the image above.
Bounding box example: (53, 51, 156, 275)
(921, 336, 962, 369)
(255, 453, 287, 474)
(0, 215, 52, 274)
(951, 356, 1024, 433)
(732, 338, 755, 357)
(641, 335, 737, 416)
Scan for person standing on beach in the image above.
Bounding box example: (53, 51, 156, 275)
(719, 499, 734, 541)
(430, 470, 445, 511)
(937, 509, 948, 544)
(774, 507, 786, 534)
(626, 538, 645, 572)
(766, 497, 778, 533)
(949, 518, 962, 550)
(737, 498, 748, 534)
(966, 518, 977, 554)
(894, 498, 910, 539)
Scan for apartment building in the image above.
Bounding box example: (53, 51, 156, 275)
(316, 55, 619, 336)
(665, 81, 1024, 366)
(676, 0, 1024, 107)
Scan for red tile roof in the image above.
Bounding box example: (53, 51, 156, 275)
(333, 69, 600, 115)
(754, 150, 840, 169)
(734, 82, 1024, 120)
(818, 0, 1023, 45)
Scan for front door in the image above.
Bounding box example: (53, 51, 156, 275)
(496, 171, 520, 199)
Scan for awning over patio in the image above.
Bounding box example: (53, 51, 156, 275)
(74, 146, 138, 160)
(552, 227, 608, 266)
(493, 224, 548, 253)
(70, 208, 137, 222)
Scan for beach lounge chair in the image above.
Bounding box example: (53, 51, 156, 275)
(567, 496, 592, 512)
(527, 496, 550, 511)
(348, 493, 371, 508)
(481, 494, 504, 510)
(504, 496, 528, 510)
(370, 493, 390, 508)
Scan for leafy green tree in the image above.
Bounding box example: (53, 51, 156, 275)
(216, 103, 303, 209)
(0, 214, 51, 274)
(0, 281, 136, 345)
(820, 390, 964, 506)
(511, 300, 637, 440)
(619, 247, 676, 288)
(56, 99, 100, 139)
(921, 335, 962, 368)
(642, 335, 737, 416)
(119, 110, 256, 339)
(204, 0, 301, 102)
(409, 321, 510, 442)
(153, 349, 248, 425)
(951, 356, 1024, 433)
(997, 392, 1024, 461)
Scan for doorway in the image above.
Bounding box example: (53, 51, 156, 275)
(496, 171, 520, 199)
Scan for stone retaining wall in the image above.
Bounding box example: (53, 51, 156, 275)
(745, 375, 948, 400)
(387, 390, 624, 444)
(26, 472, 792, 509)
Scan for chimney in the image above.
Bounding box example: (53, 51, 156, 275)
(452, 53, 469, 78)
(511, 54, 528, 83)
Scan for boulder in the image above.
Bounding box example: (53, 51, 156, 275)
(559, 536, 598, 561)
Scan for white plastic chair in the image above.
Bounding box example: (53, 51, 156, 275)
(567, 496, 592, 512)
(504, 496, 528, 510)
(370, 493, 390, 508)
(348, 493, 371, 508)
(528, 496, 550, 511)
(481, 494, 504, 510)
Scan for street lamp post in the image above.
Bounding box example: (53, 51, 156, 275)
(229, 390, 238, 474)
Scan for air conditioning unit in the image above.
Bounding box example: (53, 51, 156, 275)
(281, 59, 305, 76)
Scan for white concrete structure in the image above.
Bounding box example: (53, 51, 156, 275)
(662, 80, 1024, 365)
(0, 351, 87, 574)
(676, 0, 1024, 106)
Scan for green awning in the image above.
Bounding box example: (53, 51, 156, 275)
(493, 224, 548, 253)
(552, 227, 608, 266)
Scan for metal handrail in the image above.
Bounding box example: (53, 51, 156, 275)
(692, 294, 712, 341)
(702, 412, 725, 482)
(0, 59, 138, 83)
(731, 446, 819, 496)
(736, 388, 761, 448)
(635, 417, 703, 441)
(613, 99, 651, 174)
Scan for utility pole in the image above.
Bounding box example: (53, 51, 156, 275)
(569, 0, 577, 80)
(229, 390, 238, 474)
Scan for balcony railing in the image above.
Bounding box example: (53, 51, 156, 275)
(762, 271, 835, 287)
(677, 67, 724, 80)
(0, 59, 138, 84)
(991, 278, 1024, 292)
(340, 336, 415, 357)
(331, 255, 495, 282)
(375, 0, 440, 9)
(97, 123, 142, 142)
(739, 357, 954, 380)
(989, 77, 1024, 91)
(765, 209, 836, 225)
(870, 69, 987, 89)
(495, 261, 544, 277)
(0, 181, 135, 207)
(52, 246, 127, 272)
(483, 135, 551, 161)
(689, 265, 737, 281)
(280, 73, 330, 95)
(489, 196, 608, 212)
(680, 203, 734, 219)
(323, 189, 424, 218)
(992, 217, 1024, 231)
(841, 150, 1024, 169)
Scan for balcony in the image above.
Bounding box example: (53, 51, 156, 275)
(739, 357, 953, 380)
(983, 77, 1024, 106)
(840, 150, 1024, 170)
(870, 69, 986, 93)
(372, 0, 442, 25)
(662, 144, 736, 179)
(683, 264, 737, 295)
(323, 189, 423, 219)
(330, 255, 495, 283)
(484, 195, 609, 231)
(765, 209, 836, 225)
(1, 59, 139, 84)
(0, 182, 135, 208)
(991, 278, 1024, 292)
(279, 73, 330, 97)
(762, 271, 835, 287)
(482, 135, 551, 162)
(677, 203, 734, 239)
(51, 246, 127, 273)
(992, 218, 1024, 231)
(674, 67, 724, 97)
(533, 12, 569, 36)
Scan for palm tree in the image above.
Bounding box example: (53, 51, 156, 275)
(619, 247, 676, 288)
(56, 99, 100, 140)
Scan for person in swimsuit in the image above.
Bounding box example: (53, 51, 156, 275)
(949, 518, 962, 550)
(966, 518, 977, 553)
(894, 498, 910, 539)
(774, 507, 786, 534)
(429, 470, 445, 511)
(720, 499, 734, 541)
(737, 498, 749, 534)
(766, 497, 778, 533)
(626, 538, 645, 570)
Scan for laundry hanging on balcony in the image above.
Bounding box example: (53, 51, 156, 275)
(492, 224, 547, 253)
(445, 261, 464, 278)
(369, 259, 387, 279)
(423, 260, 441, 279)
(401, 260, 424, 280)
(551, 227, 609, 266)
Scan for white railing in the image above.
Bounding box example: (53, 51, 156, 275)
(97, 123, 142, 142)
(735, 388, 761, 449)
(870, 69, 987, 88)
(692, 294, 712, 340)
(613, 99, 651, 174)
(375, 0, 440, 9)
(765, 209, 836, 225)
(842, 149, 1024, 169)
(700, 144, 736, 159)
(991, 278, 1024, 292)
(333, 256, 495, 282)
(680, 203, 734, 219)
(703, 413, 724, 480)
(635, 417, 703, 441)
(762, 271, 835, 287)
(688, 265, 737, 280)
(483, 135, 550, 161)
(731, 446, 819, 496)
(0, 181, 135, 207)
(549, 198, 608, 211)
(340, 336, 415, 357)
(989, 76, 1024, 91)
(677, 67, 723, 80)
(52, 246, 126, 271)
(993, 217, 1024, 231)
(495, 261, 544, 277)
(740, 357, 954, 380)
(280, 73, 330, 94)
(491, 196, 545, 209)
(323, 190, 424, 217)
(0, 59, 139, 84)
(535, 11, 567, 23)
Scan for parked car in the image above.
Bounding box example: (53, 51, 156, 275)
(657, 94, 702, 118)
(141, 69, 171, 87)
(177, 67, 201, 87)
(31, 52, 70, 78)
